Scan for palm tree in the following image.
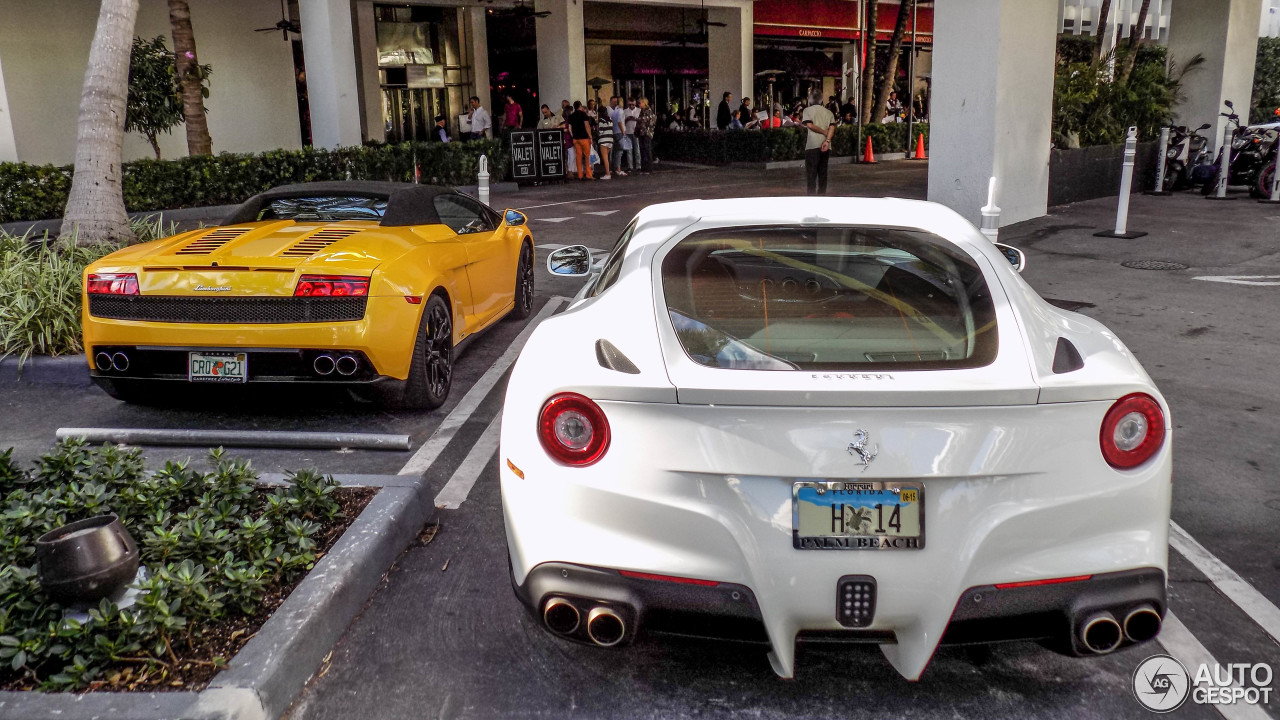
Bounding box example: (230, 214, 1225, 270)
(871, 0, 914, 123)
(1117, 0, 1153, 83)
(168, 0, 212, 155)
(860, 1, 879, 124)
(60, 0, 140, 245)
(1094, 0, 1113, 61)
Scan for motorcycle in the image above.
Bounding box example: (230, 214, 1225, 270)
(1197, 101, 1280, 197)
(1160, 122, 1211, 191)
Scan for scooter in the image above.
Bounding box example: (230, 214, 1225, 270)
(1161, 123, 1211, 191)
(1197, 101, 1280, 197)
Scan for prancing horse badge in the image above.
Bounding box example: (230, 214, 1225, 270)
(847, 429, 879, 471)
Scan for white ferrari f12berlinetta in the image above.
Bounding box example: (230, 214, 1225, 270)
(500, 197, 1171, 680)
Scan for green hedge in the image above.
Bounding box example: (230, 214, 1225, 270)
(0, 140, 508, 224)
(654, 123, 929, 165)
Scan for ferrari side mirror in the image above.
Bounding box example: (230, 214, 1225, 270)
(504, 209, 527, 226)
(993, 243, 1026, 273)
(548, 245, 592, 277)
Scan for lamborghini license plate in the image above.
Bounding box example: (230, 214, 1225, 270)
(792, 481, 924, 550)
(188, 352, 247, 383)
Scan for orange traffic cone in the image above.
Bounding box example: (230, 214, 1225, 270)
(862, 136, 878, 164)
(912, 133, 928, 160)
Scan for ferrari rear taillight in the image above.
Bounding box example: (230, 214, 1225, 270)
(1100, 393, 1165, 469)
(294, 275, 369, 297)
(86, 273, 139, 296)
(538, 393, 610, 466)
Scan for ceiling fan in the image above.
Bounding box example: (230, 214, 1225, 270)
(663, 9, 709, 46)
(255, 0, 301, 41)
(694, 0, 727, 30)
(492, 0, 552, 19)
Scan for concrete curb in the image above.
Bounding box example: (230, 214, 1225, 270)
(0, 478, 433, 720)
(0, 355, 90, 386)
(730, 153, 914, 171)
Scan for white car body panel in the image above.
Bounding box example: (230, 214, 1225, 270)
(502, 197, 1172, 680)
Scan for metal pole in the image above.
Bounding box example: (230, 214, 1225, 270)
(55, 428, 412, 451)
(478, 154, 490, 207)
(855, 0, 864, 162)
(1215, 123, 1230, 198)
(1151, 126, 1169, 194)
(906, 0, 917, 149)
(1271, 164, 1280, 202)
(1114, 127, 1138, 234)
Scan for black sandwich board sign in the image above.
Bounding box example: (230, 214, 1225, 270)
(509, 131, 536, 182)
(535, 129, 565, 180)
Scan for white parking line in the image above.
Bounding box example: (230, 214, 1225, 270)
(396, 296, 567, 477)
(1169, 521, 1280, 645)
(433, 412, 502, 509)
(1157, 611, 1271, 720)
(536, 243, 607, 254)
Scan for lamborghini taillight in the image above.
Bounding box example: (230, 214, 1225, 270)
(294, 275, 369, 297)
(86, 273, 139, 295)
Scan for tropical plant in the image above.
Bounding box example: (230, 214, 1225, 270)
(860, 1, 879, 124)
(61, 0, 141, 245)
(167, 0, 213, 155)
(871, 0, 914, 124)
(125, 36, 184, 160)
(1252, 37, 1280, 124)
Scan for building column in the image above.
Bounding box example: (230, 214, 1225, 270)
(0, 49, 18, 162)
(841, 43, 858, 102)
(466, 6, 491, 109)
(707, 4, 752, 103)
(299, 0, 363, 148)
(927, 0, 1058, 226)
(354, 0, 384, 144)
(535, 0, 586, 107)
(1167, 0, 1262, 150)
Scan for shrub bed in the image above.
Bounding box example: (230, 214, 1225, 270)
(0, 440, 374, 691)
(0, 140, 508, 224)
(654, 123, 929, 165)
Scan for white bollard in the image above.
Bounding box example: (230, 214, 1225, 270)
(478, 154, 490, 207)
(1264, 162, 1280, 204)
(1094, 127, 1148, 238)
(1215, 124, 1230, 199)
(979, 177, 1000, 243)
(1151, 126, 1169, 195)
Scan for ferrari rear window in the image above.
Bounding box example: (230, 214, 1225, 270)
(259, 196, 386, 222)
(660, 226, 999, 371)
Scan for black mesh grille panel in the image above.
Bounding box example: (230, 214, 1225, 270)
(88, 295, 367, 323)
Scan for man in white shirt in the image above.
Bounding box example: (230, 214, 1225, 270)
(622, 97, 641, 171)
(800, 101, 835, 195)
(608, 96, 628, 176)
(468, 96, 492, 140)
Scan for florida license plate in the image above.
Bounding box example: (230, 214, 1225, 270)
(188, 352, 248, 383)
(792, 481, 924, 550)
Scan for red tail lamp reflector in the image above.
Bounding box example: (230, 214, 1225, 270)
(86, 273, 139, 296)
(619, 570, 719, 587)
(1100, 393, 1166, 469)
(294, 275, 369, 297)
(994, 574, 1093, 589)
(537, 392, 610, 466)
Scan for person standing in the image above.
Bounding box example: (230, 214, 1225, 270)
(607, 96, 628, 177)
(737, 97, 758, 130)
(716, 91, 733, 130)
(431, 115, 450, 142)
(636, 97, 657, 174)
(622, 97, 640, 171)
(596, 107, 615, 180)
(536, 104, 559, 129)
(568, 101, 595, 180)
(801, 100, 835, 195)
(502, 94, 522, 132)
(467, 96, 492, 139)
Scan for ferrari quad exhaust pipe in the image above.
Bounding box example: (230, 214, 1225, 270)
(1081, 611, 1124, 654)
(335, 355, 359, 376)
(543, 597, 580, 635)
(110, 352, 130, 372)
(95, 352, 113, 371)
(1124, 604, 1162, 643)
(586, 606, 626, 647)
(313, 355, 336, 376)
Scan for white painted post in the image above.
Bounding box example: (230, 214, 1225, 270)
(1114, 126, 1138, 235)
(1269, 163, 1280, 203)
(478, 154, 490, 207)
(1152, 126, 1169, 194)
(1215, 123, 1230, 199)
(979, 177, 1000, 243)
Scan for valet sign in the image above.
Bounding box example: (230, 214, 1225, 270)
(1133, 655, 1273, 713)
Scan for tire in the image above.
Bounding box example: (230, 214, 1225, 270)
(382, 294, 453, 410)
(1255, 161, 1277, 199)
(509, 242, 535, 321)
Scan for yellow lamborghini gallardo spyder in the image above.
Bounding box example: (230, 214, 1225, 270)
(82, 181, 535, 409)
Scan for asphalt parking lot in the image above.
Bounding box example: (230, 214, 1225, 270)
(4, 161, 1279, 719)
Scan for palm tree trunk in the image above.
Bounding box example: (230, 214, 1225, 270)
(860, 1, 879, 124)
(168, 0, 212, 155)
(1118, 0, 1152, 83)
(60, 0, 140, 245)
(871, 0, 913, 124)
(1094, 0, 1113, 61)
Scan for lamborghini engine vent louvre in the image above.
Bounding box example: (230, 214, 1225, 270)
(175, 227, 249, 255)
(281, 228, 360, 257)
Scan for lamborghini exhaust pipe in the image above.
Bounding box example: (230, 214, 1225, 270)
(110, 352, 130, 372)
(95, 352, 113, 371)
(586, 606, 626, 647)
(543, 597, 580, 635)
(335, 355, 359, 376)
(1081, 611, 1123, 654)
(1124, 605, 1162, 643)
(313, 355, 336, 376)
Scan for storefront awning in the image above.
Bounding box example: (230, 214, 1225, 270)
(753, 0, 933, 43)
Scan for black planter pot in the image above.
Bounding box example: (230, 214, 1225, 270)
(36, 514, 139, 604)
